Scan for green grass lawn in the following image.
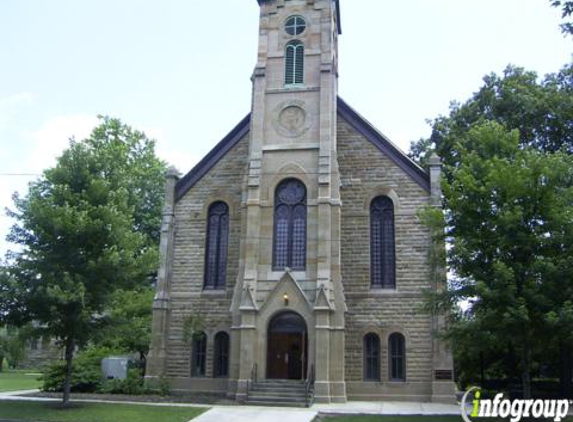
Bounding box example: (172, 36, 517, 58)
(0, 371, 41, 392)
(0, 401, 208, 422)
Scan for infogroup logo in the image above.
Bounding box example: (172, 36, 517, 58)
(461, 387, 572, 422)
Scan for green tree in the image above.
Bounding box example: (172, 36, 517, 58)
(409, 64, 573, 172)
(1, 117, 166, 407)
(94, 287, 154, 363)
(0, 324, 29, 371)
(551, 0, 573, 35)
(424, 122, 573, 398)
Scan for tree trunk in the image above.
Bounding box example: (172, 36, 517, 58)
(521, 343, 532, 399)
(0, 355, 4, 372)
(62, 339, 75, 408)
(479, 351, 485, 386)
(560, 342, 573, 399)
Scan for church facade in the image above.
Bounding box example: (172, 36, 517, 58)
(146, 0, 455, 404)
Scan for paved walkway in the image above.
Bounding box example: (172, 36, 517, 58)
(191, 407, 317, 422)
(314, 401, 460, 415)
(0, 390, 464, 421)
(189, 402, 461, 422)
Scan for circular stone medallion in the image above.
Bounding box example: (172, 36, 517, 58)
(273, 101, 313, 138)
(279, 106, 306, 133)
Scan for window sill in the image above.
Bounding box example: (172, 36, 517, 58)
(369, 288, 399, 295)
(284, 83, 306, 89)
(201, 290, 227, 297)
(387, 380, 408, 386)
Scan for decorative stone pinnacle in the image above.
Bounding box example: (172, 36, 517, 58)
(428, 153, 441, 167)
(166, 166, 181, 179)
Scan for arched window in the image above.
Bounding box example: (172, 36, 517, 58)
(364, 333, 381, 382)
(273, 179, 307, 270)
(370, 196, 396, 288)
(285, 40, 305, 85)
(204, 202, 229, 290)
(389, 333, 406, 382)
(213, 332, 230, 378)
(191, 332, 207, 377)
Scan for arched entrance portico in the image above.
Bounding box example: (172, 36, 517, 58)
(267, 311, 308, 380)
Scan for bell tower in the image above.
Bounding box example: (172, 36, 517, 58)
(231, 0, 346, 404)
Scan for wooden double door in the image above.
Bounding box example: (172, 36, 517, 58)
(267, 312, 308, 380)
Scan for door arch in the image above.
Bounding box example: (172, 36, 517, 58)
(267, 311, 308, 380)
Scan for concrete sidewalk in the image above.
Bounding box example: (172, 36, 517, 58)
(314, 401, 460, 415)
(0, 390, 41, 397)
(191, 407, 317, 422)
(190, 402, 461, 422)
(0, 391, 463, 422)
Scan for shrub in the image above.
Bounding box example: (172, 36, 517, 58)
(157, 375, 171, 397)
(41, 346, 122, 393)
(98, 368, 145, 395)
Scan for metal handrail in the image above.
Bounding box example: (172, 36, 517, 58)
(246, 363, 257, 399)
(305, 364, 315, 407)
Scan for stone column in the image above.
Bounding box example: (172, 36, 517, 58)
(145, 167, 180, 383)
(313, 306, 332, 403)
(428, 154, 456, 403)
(429, 153, 442, 207)
(235, 288, 258, 402)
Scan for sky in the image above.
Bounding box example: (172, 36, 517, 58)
(0, 0, 571, 257)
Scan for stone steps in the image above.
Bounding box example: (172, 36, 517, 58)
(246, 380, 310, 407)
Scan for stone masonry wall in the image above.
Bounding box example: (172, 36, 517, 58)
(166, 135, 249, 379)
(337, 116, 434, 396)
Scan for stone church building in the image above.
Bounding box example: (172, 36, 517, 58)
(146, 0, 455, 405)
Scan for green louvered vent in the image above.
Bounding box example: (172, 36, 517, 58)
(285, 40, 304, 86)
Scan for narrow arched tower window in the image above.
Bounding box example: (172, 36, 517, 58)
(389, 333, 406, 382)
(370, 196, 396, 288)
(204, 201, 229, 290)
(364, 333, 381, 381)
(285, 40, 305, 85)
(273, 179, 307, 270)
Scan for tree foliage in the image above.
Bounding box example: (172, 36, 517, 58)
(410, 64, 573, 173)
(551, 0, 573, 35)
(422, 122, 573, 397)
(0, 117, 166, 406)
(93, 287, 154, 362)
(0, 326, 27, 371)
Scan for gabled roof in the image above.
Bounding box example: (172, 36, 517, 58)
(175, 114, 251, 201)
(175, 97, 429, 201)
(337, 97, 430, 192)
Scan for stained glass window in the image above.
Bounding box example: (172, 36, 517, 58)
(364, 333, 381, 381)
(191, 332, 207, 377)
(214, 332, 230, 378)
(370, 196, 396, 288)
(204, 202, 229, 290)
(273, 179, 307, 270)
(389, 333, 406, 382)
